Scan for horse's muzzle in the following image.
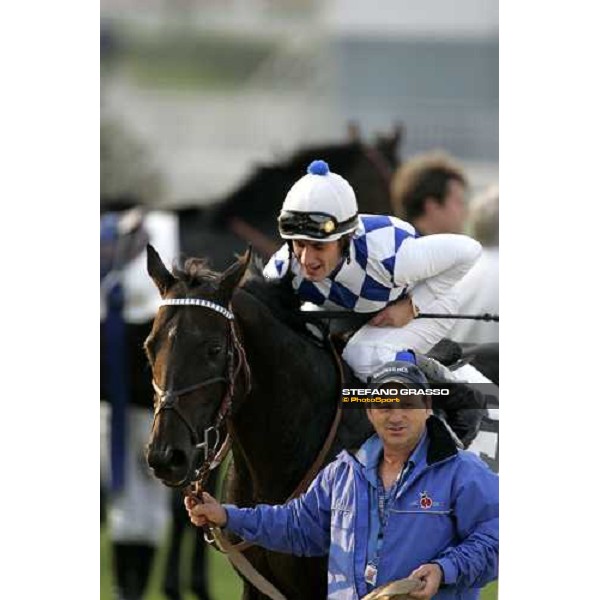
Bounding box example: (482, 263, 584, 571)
(146, 443, 190, 486)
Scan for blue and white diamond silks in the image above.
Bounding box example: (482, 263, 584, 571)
(263, 214, 417, 313)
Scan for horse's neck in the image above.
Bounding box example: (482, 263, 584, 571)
(229, 289, 339, 504)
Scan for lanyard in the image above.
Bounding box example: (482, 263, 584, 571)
(373, 463, 410, 567)
(376, 477, 392, 529)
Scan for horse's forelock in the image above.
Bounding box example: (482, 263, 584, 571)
(171, 256, 222, 294)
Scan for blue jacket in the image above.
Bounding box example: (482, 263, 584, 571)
(224, 417, 499, 599)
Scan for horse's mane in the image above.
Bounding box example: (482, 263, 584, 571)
(240, 254, 312, 336)
(169, 253, 311, 336)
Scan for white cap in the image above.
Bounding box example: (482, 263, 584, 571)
(279, 160, 359, 241)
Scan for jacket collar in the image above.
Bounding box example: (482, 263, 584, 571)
(341, 415, 459, 471)
(425, 414, 460, 464)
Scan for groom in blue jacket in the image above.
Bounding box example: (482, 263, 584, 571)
(186, 352, 499, 600)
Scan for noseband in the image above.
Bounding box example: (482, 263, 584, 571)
(151, 298, 251, 486)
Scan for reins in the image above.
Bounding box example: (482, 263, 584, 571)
(224, 331, 344, 554)
(297, 310, 499, 323)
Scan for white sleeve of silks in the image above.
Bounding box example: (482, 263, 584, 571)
(394, 234, 482, 311)
(263, 243, 290, 280)
(373, 293, 461, 355)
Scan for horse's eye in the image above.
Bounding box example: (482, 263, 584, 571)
(207, 345, 223, 358)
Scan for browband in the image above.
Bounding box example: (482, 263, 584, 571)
(159, 298, 234, 320)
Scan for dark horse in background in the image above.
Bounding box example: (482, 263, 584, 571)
(173, 126, 402, 270)
(145, 245, 492, 600)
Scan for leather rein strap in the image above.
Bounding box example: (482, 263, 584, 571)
(223, 333, 344, 554)
(283, 333, 344, 499)
(195, 333, 345, 599)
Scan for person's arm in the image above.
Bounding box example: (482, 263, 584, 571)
(367, 289, 460, 355)
(189, 462, 336, 557)
(396, 234, 481, 312)
(369, 234, 481, 336)
(430, 456, 499, 589)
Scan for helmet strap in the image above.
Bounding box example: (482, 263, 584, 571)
(341, 235, 352, 264)
(286, 240, 295, 277)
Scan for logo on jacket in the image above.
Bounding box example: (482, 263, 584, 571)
(419, 491, 433, 510)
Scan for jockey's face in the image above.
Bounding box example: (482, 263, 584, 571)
(367, 394, 431, 454)
(292, 239, 343, 282)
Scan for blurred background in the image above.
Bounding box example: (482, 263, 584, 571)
(100, 1, 499, 599)
(101, 0, 498, 209)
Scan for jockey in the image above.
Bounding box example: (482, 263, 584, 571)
(263, 159, 482, 382)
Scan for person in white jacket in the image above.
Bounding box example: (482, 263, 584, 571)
(450, 185, 499, 346)
(264, 160, 482, 382)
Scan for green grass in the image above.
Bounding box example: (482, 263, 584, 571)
(101, 526, 241, 600)
(101, 526, 497, 599)
(482, 580, 498, 599)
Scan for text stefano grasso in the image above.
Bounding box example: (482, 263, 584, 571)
(341, 388, 450, 396)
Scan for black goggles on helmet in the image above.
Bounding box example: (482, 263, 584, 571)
(278, 211, 359, 240)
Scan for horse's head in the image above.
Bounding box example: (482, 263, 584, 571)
(144, 244, 250, 487)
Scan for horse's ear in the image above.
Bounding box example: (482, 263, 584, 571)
(147, 244, 176, 297)
(218, 245, 253, 300)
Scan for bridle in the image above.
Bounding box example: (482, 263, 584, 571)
(150, 297, 251, 487)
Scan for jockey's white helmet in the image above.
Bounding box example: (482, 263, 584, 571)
(278, 160, 359, 242)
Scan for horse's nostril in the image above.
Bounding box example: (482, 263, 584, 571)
(147, 445, 188, 471)
(148, 446, 171, 468)
(170, 449, 187, 469)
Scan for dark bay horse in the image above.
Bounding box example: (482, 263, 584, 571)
(145, 245, 373, 599)
(144, 245, 494, 599)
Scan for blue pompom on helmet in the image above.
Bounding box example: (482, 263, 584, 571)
(278, 159, 359, 241)
(306, 159, 330, 176)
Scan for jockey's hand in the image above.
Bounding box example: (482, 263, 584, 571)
(407, 563, 443, 599)
(184, 492, 228, 528)
(369, 298, 415, 328)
